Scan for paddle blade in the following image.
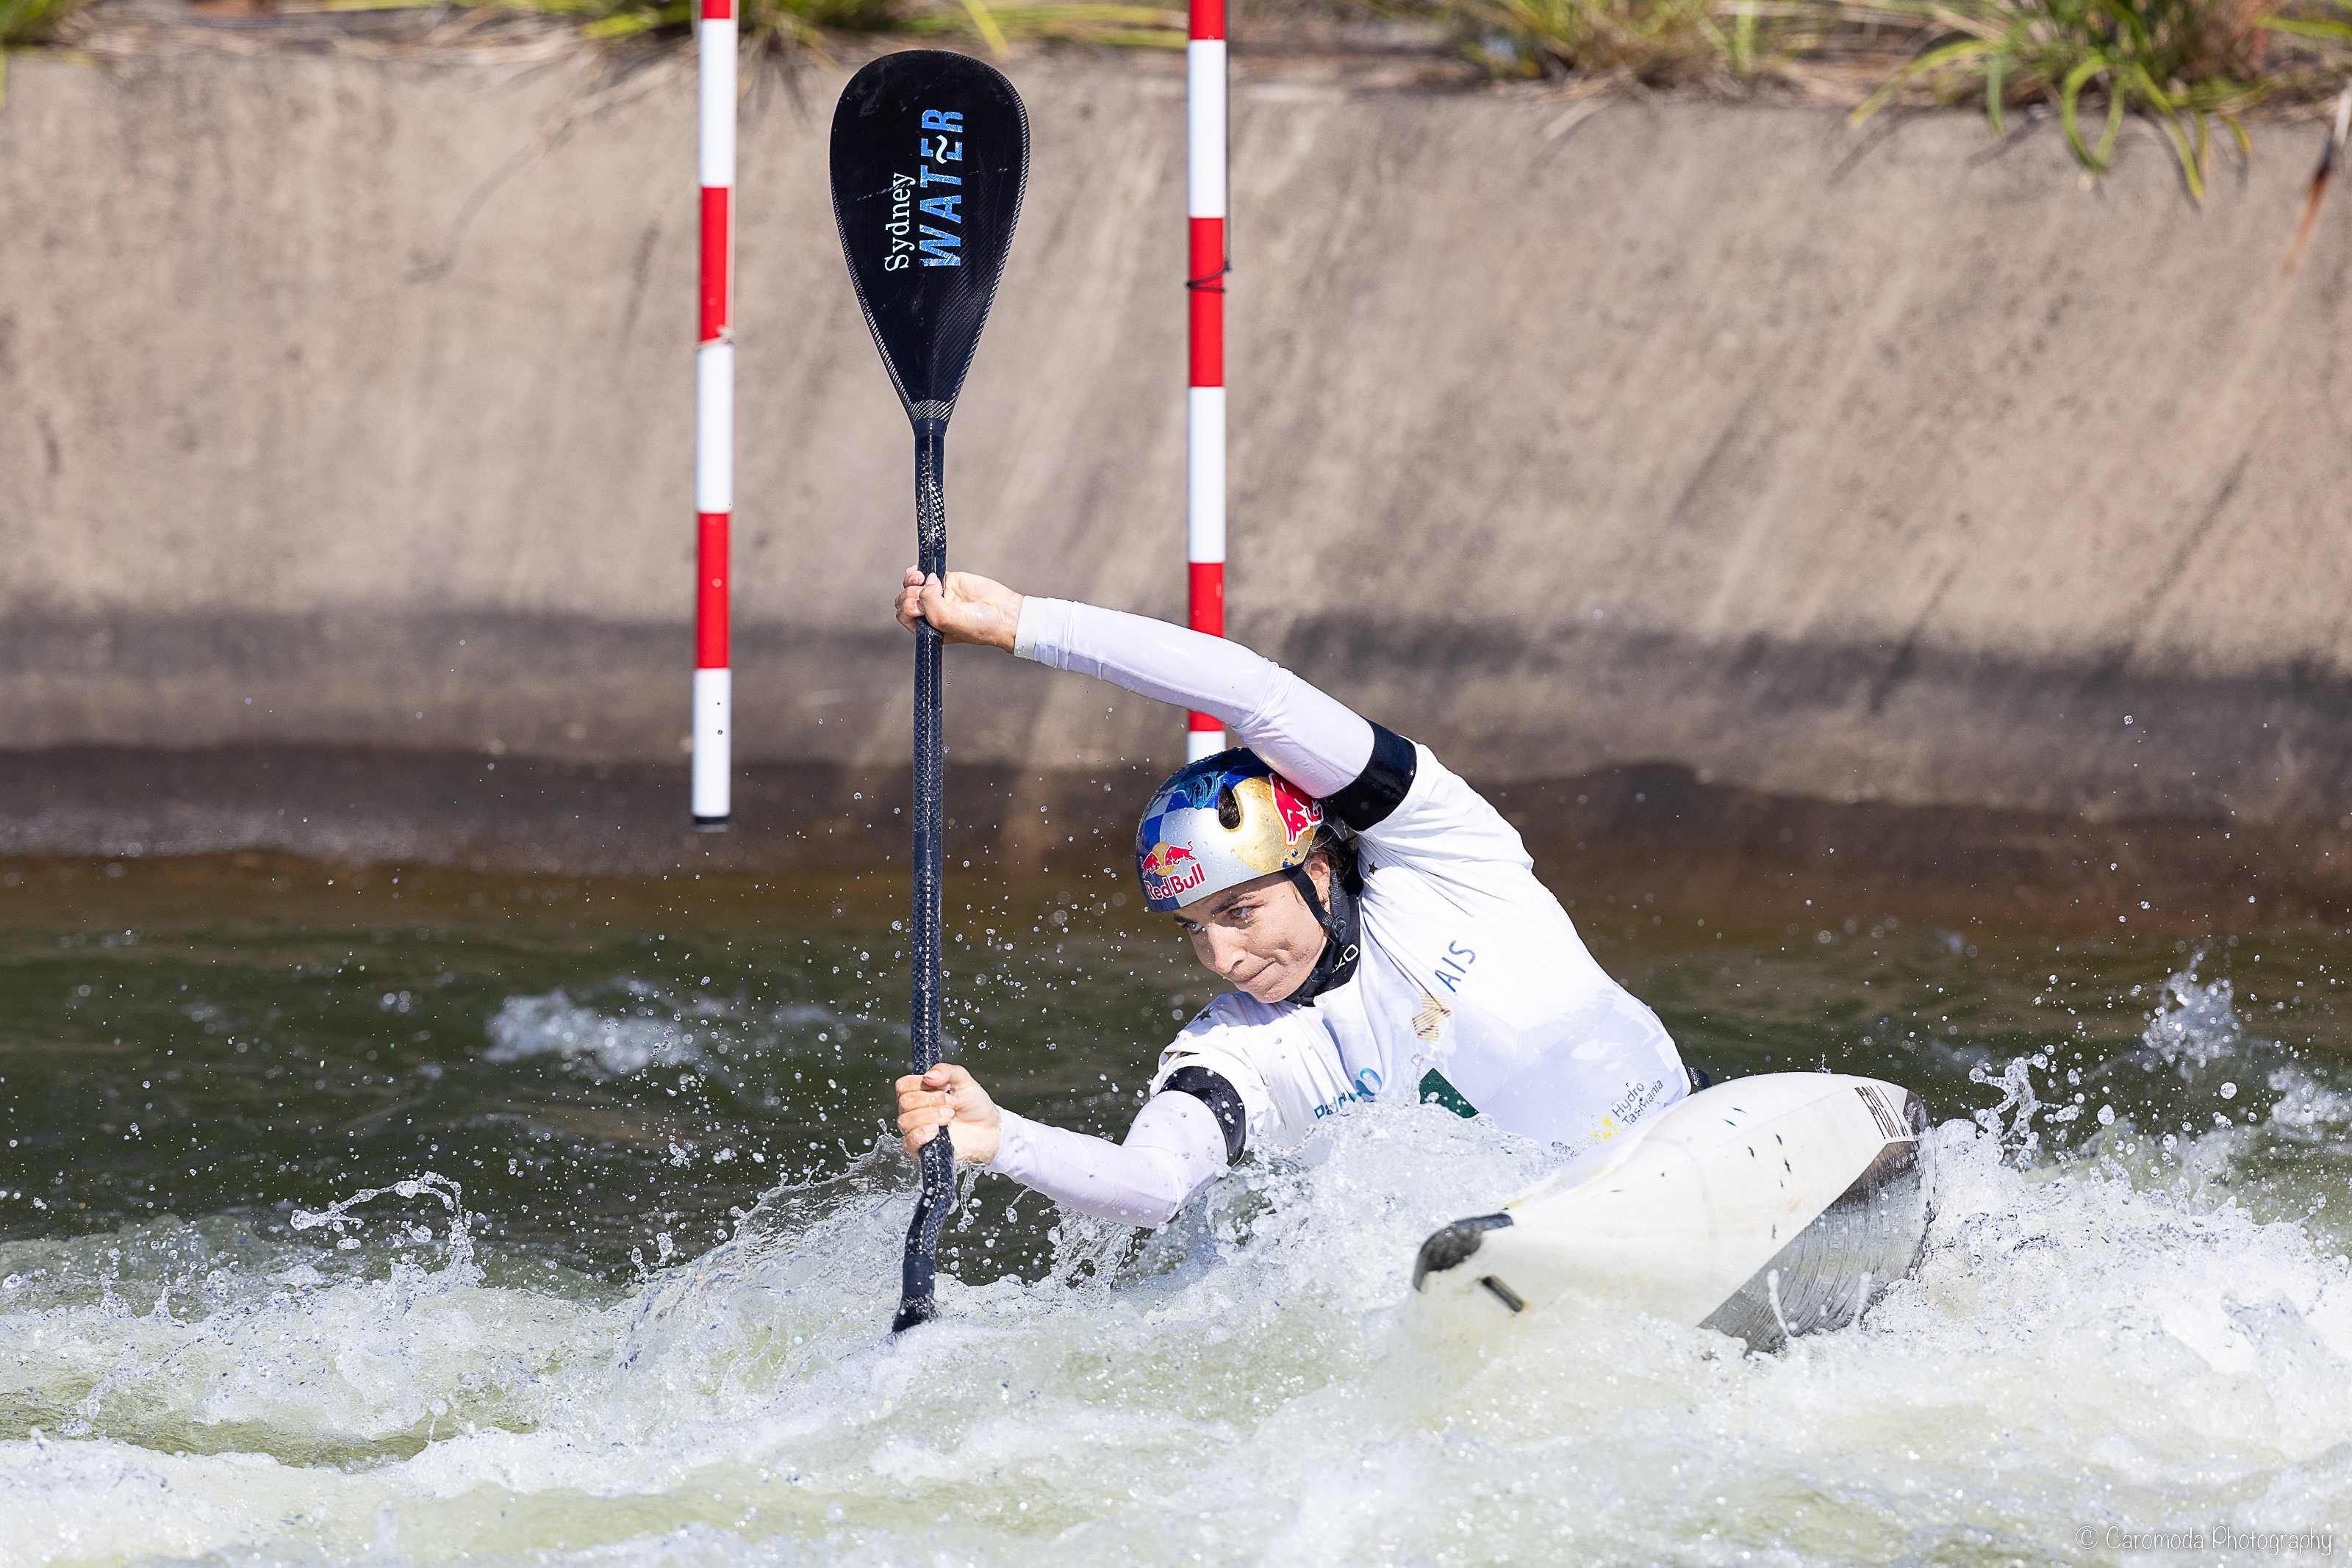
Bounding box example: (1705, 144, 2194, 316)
(830, 51, 1030, 420)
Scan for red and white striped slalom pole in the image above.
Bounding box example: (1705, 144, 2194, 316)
(1185, 0, 1228, 763)
(692, 0, 736, 830)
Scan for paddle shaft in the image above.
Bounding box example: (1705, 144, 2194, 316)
(894, 415, 952, 1334)
(828, 48, 1028, 1334)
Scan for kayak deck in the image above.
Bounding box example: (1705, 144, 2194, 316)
(1409, 1073, 1932, 1351)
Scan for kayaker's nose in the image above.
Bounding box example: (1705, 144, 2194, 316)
(1411, 1213, 1513, 1291)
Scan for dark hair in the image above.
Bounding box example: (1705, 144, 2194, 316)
(1216, 787, 1243, 830)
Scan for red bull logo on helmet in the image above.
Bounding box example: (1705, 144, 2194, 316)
(1227, 774, 1321, 874)
(1269, 775, 1320, 845)
(1139, 842, 1208, 905)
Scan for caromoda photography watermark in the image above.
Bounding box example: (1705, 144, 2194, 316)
(2075, 1525, 2336, 1556)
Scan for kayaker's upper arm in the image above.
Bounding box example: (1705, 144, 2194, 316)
(1009, 597, 1374, 799)
(1324, 722, 1418, 830)
(1150, 994, 1301, 1151)
(1344, 741, 1532, 874)
(1164, 1065, 1247, 1160)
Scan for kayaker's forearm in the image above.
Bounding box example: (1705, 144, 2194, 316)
(991, 1094, 1228, 1226)
(1011, 597, 1373, 799)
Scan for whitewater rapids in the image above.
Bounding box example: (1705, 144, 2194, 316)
(4, 1072, 2349, 1564)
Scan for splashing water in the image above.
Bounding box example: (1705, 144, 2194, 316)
(484, 983, 846, 1081)
(4, 872, 2352, 1562)
(1969, 1051, 2048, 1164)
(6, 1107, 2351, 1565)
(484, 985, 714, 1079)
(2141, 956, 2245, 1074)
(290, 1170, 477, 1280)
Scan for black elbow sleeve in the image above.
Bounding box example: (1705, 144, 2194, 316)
(1164, 1066, 1247, 1162)
(1325, 723, 1417, 830)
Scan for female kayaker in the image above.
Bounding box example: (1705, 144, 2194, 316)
(889, 568, 1693, 1226)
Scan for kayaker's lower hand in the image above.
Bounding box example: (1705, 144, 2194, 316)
(895, 568, 1023, 652)
(896, 1062, 1003, 1165)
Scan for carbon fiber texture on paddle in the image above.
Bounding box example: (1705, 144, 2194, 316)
(908, 421, 947, 1085)
(829, 51, 1030, 420)
(892, 423, 954, 1335)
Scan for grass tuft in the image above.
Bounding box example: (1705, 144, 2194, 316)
(5, 0, 2343, 206)
(1444, 0, 1832, 85)
(1, 0, 81, 44)
(484, 0, 908, 51)
(1843, 0, 2300, 197)
(514, 0, 1183, 51)
(1, 0, 88, 104)
(1424, 0, 2350, 194)
(903, 0, 1187, 52)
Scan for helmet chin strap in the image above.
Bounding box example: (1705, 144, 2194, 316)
(1278, 844, 1363, 1006)
(1283, 863, 1335, 931)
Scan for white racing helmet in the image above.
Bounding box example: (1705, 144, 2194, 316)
(1134, 749, 1324, 913)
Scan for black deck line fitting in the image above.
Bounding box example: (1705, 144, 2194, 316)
(1411, 1212, 1514, 1291)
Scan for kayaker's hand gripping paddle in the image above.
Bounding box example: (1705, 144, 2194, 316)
(828, 51, 1028, 1334)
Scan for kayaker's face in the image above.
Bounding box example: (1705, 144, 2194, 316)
(1172, 854, 1331, 1004)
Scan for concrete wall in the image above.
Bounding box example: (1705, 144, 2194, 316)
(5, 46, 2351, 837)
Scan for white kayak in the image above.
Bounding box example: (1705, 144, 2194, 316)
(1408, 1073, 1932, 1351)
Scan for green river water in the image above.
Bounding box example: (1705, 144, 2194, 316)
(2, 856, 2348, 1564)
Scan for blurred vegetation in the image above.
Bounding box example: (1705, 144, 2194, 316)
(485, 0, 1181, 51)
(1840, 0, 2349, 196)
(1, 0, 88, 104)
(6, 0, 2346, 195)
(489, 0, 2352, 195)
(1444, 0, 1829, 84)
(1441, 0, 2350, 192)
(0, 0, 82, 46)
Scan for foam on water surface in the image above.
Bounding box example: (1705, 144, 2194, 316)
(4, 877, 2351, 1564)
(7, 1096, 2352, 1565)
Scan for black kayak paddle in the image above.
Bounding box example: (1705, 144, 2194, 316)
(828, 49, 1029, 1334)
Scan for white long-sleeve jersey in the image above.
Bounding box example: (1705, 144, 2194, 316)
(981, 597, 1687, 1226)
